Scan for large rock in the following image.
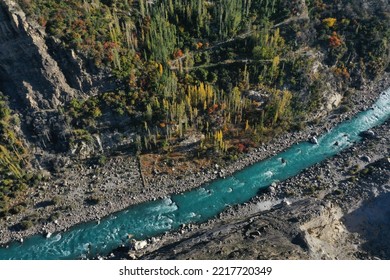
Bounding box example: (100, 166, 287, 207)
(360, 130, 376, 139)
(134, 240, 148, 251)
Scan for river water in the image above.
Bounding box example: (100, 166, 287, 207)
(0, 88, 389, 259)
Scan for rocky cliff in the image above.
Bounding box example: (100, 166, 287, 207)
(0, 1, 113, 151)
(0, 1, 76, 110)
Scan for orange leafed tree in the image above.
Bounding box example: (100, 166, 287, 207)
(329, 32, 342, 48)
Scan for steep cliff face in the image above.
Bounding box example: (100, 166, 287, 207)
(0, 1, 76, 110)
(0, 1, 113, 151)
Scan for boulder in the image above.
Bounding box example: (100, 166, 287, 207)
(134, 240, 148, 251)
(360, 155, 371, 162)
(309, 136, 318, 144)
(360, 130, 376, 139)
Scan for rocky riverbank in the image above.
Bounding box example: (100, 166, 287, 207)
(107, 118, 390, 260)
(0, 73, 389, 249)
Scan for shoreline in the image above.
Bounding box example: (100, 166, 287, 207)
(0, 72, 389, 247)
(129, 119, 390, 260)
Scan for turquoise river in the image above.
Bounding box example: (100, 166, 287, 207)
(0, 88, 389, 259)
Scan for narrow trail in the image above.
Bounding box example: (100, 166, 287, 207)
(169, 58, 286, 71)
(273, 0, 309, 29)
(168, 30, 255, 71)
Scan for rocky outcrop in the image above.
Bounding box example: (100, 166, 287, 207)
(136, 200, 355, 260)
(300, 204, 352, 259)
(0, 1, 114, 151)
(0, 1, 76, 110)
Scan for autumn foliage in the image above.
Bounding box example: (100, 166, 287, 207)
(322, 18, 337, 28)
(329, 32, 342, 48)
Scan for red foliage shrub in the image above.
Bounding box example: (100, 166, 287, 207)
(329, 32, 342, 48)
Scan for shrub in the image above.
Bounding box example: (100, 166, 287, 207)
(323, 18, 337, 28)
(20, 220, 34, 230)
(98, 155, 107, 166)
(85, 195, 100, 205)
(9, 204, 25, 215)
(51, 196, 61, 206)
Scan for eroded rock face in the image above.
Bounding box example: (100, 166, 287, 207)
(300, 205, 352, 259)
(0, 1, 114, 152)
(0, 1, 76, 110)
